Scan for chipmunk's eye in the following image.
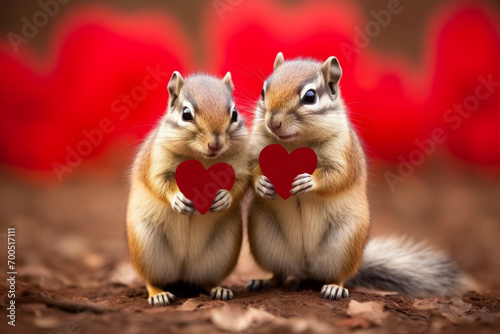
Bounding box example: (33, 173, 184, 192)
(302, 89, 316, 104)
(261, 89, 265, 100)
(231, 108, 238, 123)
(182, 107, 194, 121)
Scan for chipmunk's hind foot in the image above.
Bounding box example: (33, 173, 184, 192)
(320, 284, 348, 300)
(210, 287, 233, 300)
(148, 291, 177, 306)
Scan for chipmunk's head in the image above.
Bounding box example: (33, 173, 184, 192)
(161, 72, 247, 159)
(258, 52, 348, 142)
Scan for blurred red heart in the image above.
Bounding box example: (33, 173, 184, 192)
(0, 7, 192, 172)
(175, 160, 235, 215)
(259, 144, 318, 200)
(1, 1, 500, 178)
(206, 1, 500, 166)
(205, 0, 437, 160)
(431, 5, 500, 166)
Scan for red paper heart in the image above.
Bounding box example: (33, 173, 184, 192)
(259, 144, 318, 200)
(175, 160, 235, 215)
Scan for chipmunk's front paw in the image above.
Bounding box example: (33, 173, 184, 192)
(148, 291, 177, 306)
(320, 284, 348, 300)
(210, 189, 232, 213)
(256, 175, 276, 200)
(290, 173, 314, 195)
(210, 287, 233, 300)
(172, 192, 195, 215)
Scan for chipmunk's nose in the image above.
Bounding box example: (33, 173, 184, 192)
(208, 143, 222, 151)
(208, 132, 224, 151)
(269, 120, 282, 131)
(268, 111, 283, 132)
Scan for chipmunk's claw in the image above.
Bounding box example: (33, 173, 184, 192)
(210, 189, 232, 213)
(210, 287, 233, 300)
(246, 279, 276, 292)
(320, 284, 348, 300)
(148, 291, 177, 306)
(172, 192, 195, 215)
(290, 173, 314, 195)
(256, 176, 276, 200)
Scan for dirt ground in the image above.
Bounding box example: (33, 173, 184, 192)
(0, 159, 499, 333)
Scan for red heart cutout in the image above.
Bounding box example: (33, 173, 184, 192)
(175, 160, 235, 215)
(259, 144, 318, 200)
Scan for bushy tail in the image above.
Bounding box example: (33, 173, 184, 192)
(346, 237, 475, 298)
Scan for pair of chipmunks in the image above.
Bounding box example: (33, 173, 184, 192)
(126, 53, 470, 306)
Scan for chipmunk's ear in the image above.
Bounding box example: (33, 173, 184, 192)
(222, 71, 234, 92)
(321, 56, 342, 96)
(274, 52, 285, 71)
(167, 71, 184, 108)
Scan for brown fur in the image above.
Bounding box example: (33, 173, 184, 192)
(266, 63, 317, 111)
(126, 219, 145, 275)
(313, 128, 366, 197)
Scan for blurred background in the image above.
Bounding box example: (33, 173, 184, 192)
(0, 0, 499, 308)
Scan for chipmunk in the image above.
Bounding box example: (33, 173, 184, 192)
(247, 52, 469, 299)
(126, 72, 250, 306)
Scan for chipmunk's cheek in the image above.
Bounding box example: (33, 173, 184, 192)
(220, 144, 230, 155)
(191, 142, 206, 156)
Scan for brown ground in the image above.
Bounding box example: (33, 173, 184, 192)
(0, 158, 499, 333)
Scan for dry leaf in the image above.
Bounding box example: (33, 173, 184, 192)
(108, 260, 141, 287)
(337, 317, 371, 329)
(346, 300, 388, 326)
(211, 306, 276, 332)
(280, 317, 333, 333)
(17, 264, 73, 289)
(211, 306, 335, 333)
(413, 298, 440, 311)
(353, 286, 398, 296)
(413, 297, 476, 324)
(34, 316, 64, 329)
(179, 298, 207, 311)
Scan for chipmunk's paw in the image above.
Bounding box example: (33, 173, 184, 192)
(210, 189, 232, 213)
(246, 279, 275, 292)
(320, 284, 348, 300)
(148, 291, 177, 306)
(210, 287, 233, 301)
(172, 192, 195, 215)
(256, 175, 276, 200)
(290, 173, 314, 196)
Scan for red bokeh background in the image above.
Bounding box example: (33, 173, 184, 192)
(1, 5, 500, 332)
(1, 0, 499, 181)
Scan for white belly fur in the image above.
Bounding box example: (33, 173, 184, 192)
(254, 189, 362, 281)
(127, 181, 241, 285)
